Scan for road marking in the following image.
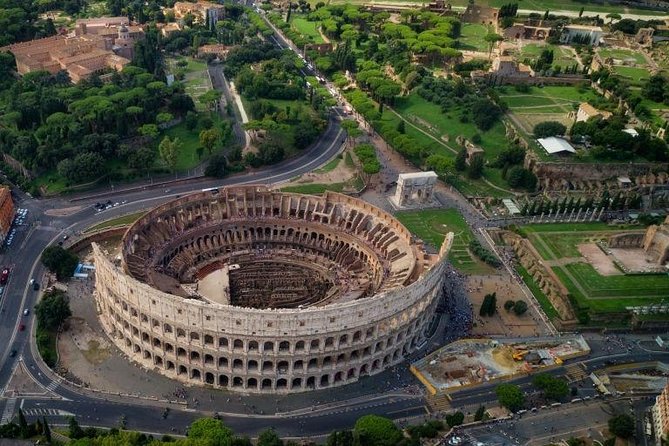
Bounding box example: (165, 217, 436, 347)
(0, 397, 17, 424)
(45, 381, 59, 392)
(22, 408, 73, 417)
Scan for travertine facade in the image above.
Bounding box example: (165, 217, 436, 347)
(94, 186, 451, 393)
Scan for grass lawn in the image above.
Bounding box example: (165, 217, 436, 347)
(521, 222, 669, 315)
(291, 16, 324, 43)
(612, 66, 651, 85)
(167, 57, 212, 112)
(31, 171, 69, 195)
(314, 156, 341, 173)
(459, 24, 491, 52)
(394, 93, 509, 160)
(517, 264, 560, 319)
(598, 48, 647, 65)
(280, 182, 346, 194)
(159, 113, 224, 171)
(395, 208, 495, 274)
(85, 211, 146, 233)
(517, 44, 576, 69)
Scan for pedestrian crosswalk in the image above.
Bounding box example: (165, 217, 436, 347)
(0, 397, 17, 424)
(22, 408, 72, 417)
(564, 363, 587, 382)
(45, 381, 59, 392)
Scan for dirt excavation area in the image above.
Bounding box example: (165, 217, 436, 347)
(577, 243, 621, 276)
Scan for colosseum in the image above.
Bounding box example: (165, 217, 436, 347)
(93, 185, 452, 393)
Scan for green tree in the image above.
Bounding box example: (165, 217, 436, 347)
(532, 374, 569, 401)
(199, 90, 221, 111)
(504, 300, 515, 311)
(534, 121, 567, 138)
(467, 154, 484, 179)
(327, 430, 354, 446)
(200, 127, 221, 155)
(513, 300, 528, 316)
(353, 415, 403, 446)
(257, 428, 282, 446)
(445, 411, 464, 428)
(496, 384, 525, 412)
(42, 416, 51, 443)
(35, 290, 71, 331)
(68, 416, 84, 440)
(608, 414, 635, 439)
(187, 418, 234, 445)
(41, 246, 79, 281)
(205, 152, 228, 178)
(474, 405, 486, 421)
(484, 33, 503, 58)
(159, 136, 182, 172)
(455, 148, 467, 171)
(17, 409, 28, 439)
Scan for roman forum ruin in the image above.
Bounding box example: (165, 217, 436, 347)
(93, 186, 452, 393)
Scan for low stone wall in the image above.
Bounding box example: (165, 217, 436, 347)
(525, 156, 669, 191)
(67, 227, 127, 254)
(500, 231, 576, 322)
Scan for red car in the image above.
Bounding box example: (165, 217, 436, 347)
(18, 324, 25, 332)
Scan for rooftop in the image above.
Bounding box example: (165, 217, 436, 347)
(398, 171, 439, 180)
(537, 137, 576, 155)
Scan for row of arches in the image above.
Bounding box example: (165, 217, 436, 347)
(108, 302, 430, 357)
(123, 336, 407, 392)
(113, 319, 421, 374)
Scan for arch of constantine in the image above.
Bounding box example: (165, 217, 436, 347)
(93, 186, 452, 393)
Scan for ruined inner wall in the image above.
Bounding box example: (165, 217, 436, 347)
(525, 158, 669, 191)
(94, 187, 452, 393)
(501, 231, 575, 322)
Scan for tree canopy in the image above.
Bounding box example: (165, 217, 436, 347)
(496, 384, 525, 412)
(41, 245, 78, 281)
(353, 415, 403, 446)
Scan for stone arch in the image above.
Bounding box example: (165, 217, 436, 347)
(291, 377, 302, 389)
(177, 347, 187, 358)
(279, 341, 290, 352)
(190, 332, 200, 342)
(248, 360, 258, 371)
(277, 361, 289, 373)
(293, 360, 304, 371)
(191, 368, 201, 380)
(233, 339, 244, 350)
(204, 354, 214, 365)
(262, 360, 274, 372)
(325, 337, 335, 349)
(190, 351, 200, 361)
(233, 359, 243, 370)
(204, 334, 214, 345)
(248, 340, 259, 352)
(306, 376, 316, 389)
(295, 340, 305, 351)
(307, 358, 318, 371)
(247, 377, 258, 389)
(263, 341, 275, 353)
(219, 375, 229, 387)
(219, 337, 229, 348)
(334, 371, 343, 383)
(166, 361, 175, 371)
(276, 378, 288, 389)
(320, 375, 330, 387)
(205, 372, 214, 384)
(219, 357, 229, 368)
(233, 377, 243, 387)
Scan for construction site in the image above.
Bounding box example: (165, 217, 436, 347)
(411, 335, 591, 395)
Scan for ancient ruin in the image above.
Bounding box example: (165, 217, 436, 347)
(93, 186, 452, 393)
(390, 172, 439, 209)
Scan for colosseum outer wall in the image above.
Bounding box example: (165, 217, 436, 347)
(92, 191, 452, 393)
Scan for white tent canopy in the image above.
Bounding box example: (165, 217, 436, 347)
(537, 137, 576, 155)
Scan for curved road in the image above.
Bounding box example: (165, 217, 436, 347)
(0, 108, 434, 438)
